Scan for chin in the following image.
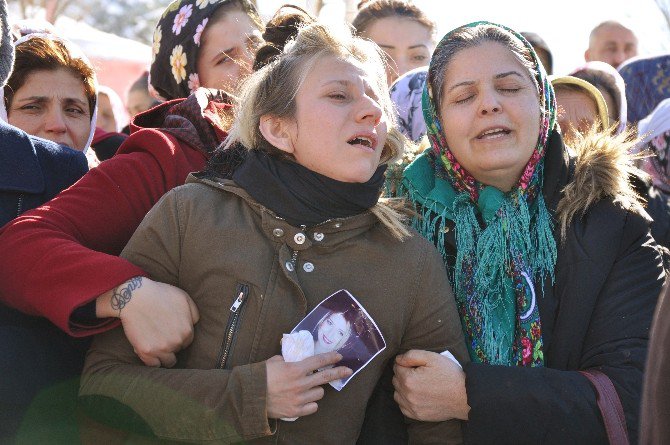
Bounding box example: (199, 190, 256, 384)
(339, 163, 380, 183)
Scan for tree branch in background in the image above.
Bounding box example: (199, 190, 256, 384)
(657, 0, 670, 31)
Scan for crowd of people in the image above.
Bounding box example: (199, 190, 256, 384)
(0, 0, 669, 443)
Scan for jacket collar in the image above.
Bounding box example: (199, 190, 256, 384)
(130, 88, 231, 155)
(542, 130, 573, 214)
(188, 173, 380, 249)
(0, 120, 44, 193)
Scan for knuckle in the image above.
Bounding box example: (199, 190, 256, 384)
(321, 369, 337, 382)
(318, 353, 334, 368)
(305, 402, 318, 415)
(135, 345, 153, 357)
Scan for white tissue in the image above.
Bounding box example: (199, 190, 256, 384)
(280, 330, 315, 421)
(282, 330, 315, 362)
(440, 350, 462, 369)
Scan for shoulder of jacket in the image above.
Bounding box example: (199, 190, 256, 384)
(555, 130, 647, 241)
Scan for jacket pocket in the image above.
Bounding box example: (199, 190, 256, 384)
(217, 283, 250, 369)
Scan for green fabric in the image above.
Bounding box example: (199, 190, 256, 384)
(402, 151, 552, 365)
(403, 21, 557, 366)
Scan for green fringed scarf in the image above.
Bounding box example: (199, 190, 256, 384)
(401, 21, 558, 367)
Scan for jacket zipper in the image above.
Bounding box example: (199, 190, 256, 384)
(288, 225, 306, 270)
(217, 283, 249, 369)
(16, 195, 23, 218)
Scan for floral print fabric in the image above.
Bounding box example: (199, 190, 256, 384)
(638, 98, 670, 192)
(619, 54, 670, 125)
(411, 21, 558, 367)
(150, 0, 229, 100)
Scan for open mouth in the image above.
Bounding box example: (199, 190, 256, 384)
(477, 128, 511, 140)
(322, 334, 332, 345)
(347, 135, 376, 149)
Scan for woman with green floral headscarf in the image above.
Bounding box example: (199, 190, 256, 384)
(387, 21, 664, 443)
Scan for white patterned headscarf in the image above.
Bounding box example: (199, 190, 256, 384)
(637, 98, 670, 192)
(389, 66, 427, 142)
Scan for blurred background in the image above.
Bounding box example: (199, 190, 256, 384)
(7, 0, 670, 104)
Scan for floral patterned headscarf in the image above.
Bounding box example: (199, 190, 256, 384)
(150, 0, 261, 101)
(404, 21, 557, 367)
(619, 54, 670, 125)
(638, 97, 670, 193)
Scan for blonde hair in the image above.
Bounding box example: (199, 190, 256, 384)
(225, 22, 412, 239)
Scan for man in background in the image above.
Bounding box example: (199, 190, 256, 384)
(585, 20, 638, 69)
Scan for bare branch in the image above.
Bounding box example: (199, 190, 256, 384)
(656, 0, 670, 31)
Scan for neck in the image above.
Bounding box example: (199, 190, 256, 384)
(479, 171, 520, 193)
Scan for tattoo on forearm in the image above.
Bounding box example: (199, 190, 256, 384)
(111, 277, 143, 316)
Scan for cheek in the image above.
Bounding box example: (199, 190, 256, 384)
(8, 114, 39, 133)
(517, 97, 541, 137)
(71, 120, 92, 147)
(441, 110, 468, 155)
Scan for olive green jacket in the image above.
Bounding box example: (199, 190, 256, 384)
(80, 174, 468, 444)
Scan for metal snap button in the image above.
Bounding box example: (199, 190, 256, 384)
(313, 232, 324, 242)
(273, 228, 284, 237)
(303, 262, 314, 272)
(285, 261, 295, 272)
(294, 233, 306, 244)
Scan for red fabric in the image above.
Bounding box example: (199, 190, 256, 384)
(91, 127, 127, 145)
(0, 105, 210, 337)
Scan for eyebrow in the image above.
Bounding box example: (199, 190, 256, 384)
(321, 79, 380, 99)
(447, 71, 525, 93)
(63, 97, 88, 108)
(322, 80, 351, 87)
(495, 71, 524, 80)
(16, 96, 86, 106)
(379, 44, 429, 50)
(211, 47, 235, 62)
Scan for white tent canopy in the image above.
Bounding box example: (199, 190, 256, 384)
(54, 15, 150, 63)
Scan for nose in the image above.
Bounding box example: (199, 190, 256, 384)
(395, 58, 409, 80)
(385, 56, 400, 86)
(478, 88, 502, 116)
(611, 51, 626, 69)
(238, 42, 256, 77)
(44, 109, 67, 134)
(357, 95, 383, 125)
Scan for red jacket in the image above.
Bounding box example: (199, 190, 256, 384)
(0, 90, 231, 336)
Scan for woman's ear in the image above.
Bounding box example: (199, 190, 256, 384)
(259, 114, 295, 154)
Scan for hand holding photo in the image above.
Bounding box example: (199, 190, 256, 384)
(279, 331, 316, 422)
(282, 289, 386, 392)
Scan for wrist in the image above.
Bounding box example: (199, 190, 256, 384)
(95, 289, 116, 318)
(457, 373, 470, 420)
(96, 276, 145, 319)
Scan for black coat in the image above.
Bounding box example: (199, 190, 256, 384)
(359, 132, 665, 445)
(630, 172, 670, 252)
(0, 120, 87, 227)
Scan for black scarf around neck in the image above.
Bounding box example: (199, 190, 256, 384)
(233, 149, 386, 227)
